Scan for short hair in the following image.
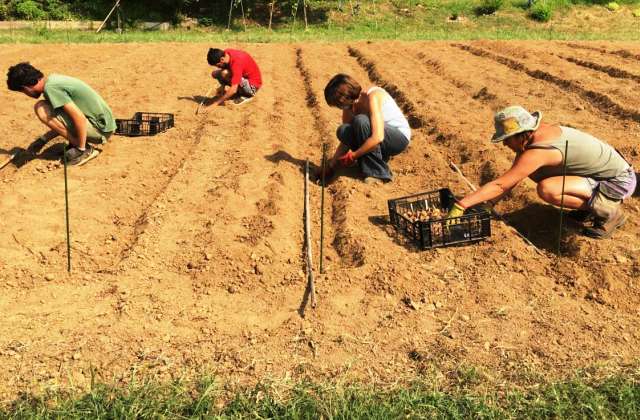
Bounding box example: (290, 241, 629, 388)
(207, 48, 225, 65)
(7, 62, 43, 91)
(324, 74, 361, 109)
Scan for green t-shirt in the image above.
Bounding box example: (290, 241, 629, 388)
(44, 74, 116, 133)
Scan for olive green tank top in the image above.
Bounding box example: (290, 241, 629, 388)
(527, 126, 629, 181)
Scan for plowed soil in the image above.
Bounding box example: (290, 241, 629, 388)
(1, 41, 639, 399)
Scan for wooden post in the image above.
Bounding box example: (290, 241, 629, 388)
(268, 0, 275, 30)
(304, 160, 316, 308)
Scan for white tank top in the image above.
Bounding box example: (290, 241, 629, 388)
(367, 87, 411, 141)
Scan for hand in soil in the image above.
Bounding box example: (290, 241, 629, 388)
(313, 163, 335, 185)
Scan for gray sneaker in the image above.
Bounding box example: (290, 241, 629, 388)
(65, 145, 99, 166)
(232, 95, 254, 105)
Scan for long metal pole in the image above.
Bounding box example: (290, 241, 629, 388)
(304, 160, 316, 307)
(557, 141, 569, 256)
(63, 145, 71, 272)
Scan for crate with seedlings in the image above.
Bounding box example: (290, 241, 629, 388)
(388, 188, 491, 249)
(115, 112, 174, 137)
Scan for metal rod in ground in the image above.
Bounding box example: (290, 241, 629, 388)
(63, 145, 71, 272)
(196, 86, 214, 115)
(449, 161, 544, 256)
(319, 143, 327, 274)
(0, 152, 17, 171)
(304, 160, 317, 308)
(557, 141, 569, 256)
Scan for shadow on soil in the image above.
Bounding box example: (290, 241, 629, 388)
(368, 214, 423, 253)
(265, 150, 362, 184)
(1, 143, 65, 168)
(504, 203, 583, 255)
(177, 95, 212, 105)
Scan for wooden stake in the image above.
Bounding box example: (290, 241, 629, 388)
(96, 0, 121, 33)
(319, 144, 327, 274)
(449, 161, 544, 255)
(268, 0, 275, 30)
(304, 160, 317, 308)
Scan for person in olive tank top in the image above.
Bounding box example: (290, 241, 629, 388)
(446, 105, 636, 239)
(7, 62, 115, 166)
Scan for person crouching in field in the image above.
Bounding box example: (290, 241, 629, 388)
(206, 48, 262, 107)
(7, 62, 115, 166)
(322, 74, 410, 184)
(446, 105, 636, 239)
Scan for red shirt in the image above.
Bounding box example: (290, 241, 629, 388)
(225, 49, 262, 88)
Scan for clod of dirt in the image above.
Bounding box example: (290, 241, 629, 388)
(254, 263, 264, 275)
(44, 274, 54, 282)
(228, 285, 238, 294)
(402, 295, 419, 310)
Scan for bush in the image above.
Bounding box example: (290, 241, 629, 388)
(11, 0, 46, 20)
(449, 0, 471, 19)
(475, 0, 504, 15)
(0, 1, 9, 20)
(529, 1, 553, 21)
(44, 0, 71, 20)
(605, 1, 620, 10)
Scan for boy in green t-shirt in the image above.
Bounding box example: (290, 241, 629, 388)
(6, 62, 116, 166)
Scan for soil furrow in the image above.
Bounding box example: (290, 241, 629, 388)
(561, 55, 640, 83)
(565, 42, 640, 62)
(295, 46, 364, 267)
(456, 44, 640, 124)
(347, 47, 426, 130)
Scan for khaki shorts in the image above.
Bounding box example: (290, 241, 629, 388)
(55, 109, 113, 145)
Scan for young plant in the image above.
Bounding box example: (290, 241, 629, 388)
(475, 0, 504, 16)
(529, 0, 553, 21)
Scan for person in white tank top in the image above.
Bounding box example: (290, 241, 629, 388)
(321, 74, 410, 184)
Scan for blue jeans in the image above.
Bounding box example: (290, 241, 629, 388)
(336, 114, 409, 181)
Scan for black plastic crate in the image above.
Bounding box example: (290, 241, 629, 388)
(388, 188, 491, 249)
(115, 112, 174, 137)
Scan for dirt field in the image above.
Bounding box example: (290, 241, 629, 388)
(1, 41, 639, 399)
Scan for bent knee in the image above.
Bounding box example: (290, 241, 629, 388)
(352, 114, 370, 128)
(34, 100, 52, 121)
(336, 123, 350, 140)
(536, 180, 555, 202)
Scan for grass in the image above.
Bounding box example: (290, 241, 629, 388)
(2, 371, 640, 418)
(0, 0, 639, 43)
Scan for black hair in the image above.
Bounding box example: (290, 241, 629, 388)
(207, 48, 225, 65)
(324, 74, 361, 109)
(7, 62, 43, 91)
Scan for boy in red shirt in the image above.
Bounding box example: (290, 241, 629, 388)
(206, 48, 262, 106)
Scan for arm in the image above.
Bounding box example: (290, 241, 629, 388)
(458, 150, 549, 209)
(212, 83, 239, 106)
(352, 91, 385, 159)
(62, 101, 88, 149)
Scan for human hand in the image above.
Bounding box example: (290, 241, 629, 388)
(337, 150, 356, 167)
(314, 162, 335, 184)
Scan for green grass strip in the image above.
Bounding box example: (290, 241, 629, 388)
(2, 374, 639, 419)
